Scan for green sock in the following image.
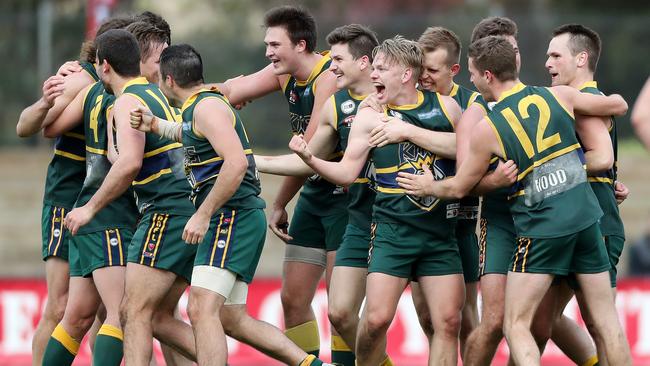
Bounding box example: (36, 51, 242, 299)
(92, 324, 124, 366)
(331, 335, 355, 366)
(42, 324, 79, 366)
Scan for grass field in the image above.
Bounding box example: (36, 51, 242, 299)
(1, 140, 649, 278)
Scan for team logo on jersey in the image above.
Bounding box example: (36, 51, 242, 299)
(53, 229, 61, 238)
(388, 110, 403, 120)
(342, 115, 355, 128)
(341, 100, 356, 114)
(290, 113, 310, 135)
(398, 142, 453, 211)
(217, 239, 226, 249)
(417, 108, 442, 120)
(289, 90, 299, 104)
(110, 238, 119, 246)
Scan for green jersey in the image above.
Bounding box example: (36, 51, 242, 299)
(578, 81, 624, 238)
(75, 82, 138, 234)
(181, 88, 265, 210)
(332, 89, 376, 231)
(43, 61, 98, 208)
(450, 83, 480, 222)
(486, 83, 602, 238)
(282, 53, 347, 216)
(373, 90, 458, 236)
(122, 77, 195, 216)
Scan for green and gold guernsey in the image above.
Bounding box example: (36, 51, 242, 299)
(43, 61, 99, 208)
(180, 88, 265, 210)
(122, 77, 195, 216)
(332, 89, 376, 231)
(75, 81, 137, 234)
(373, 90, 458, 236)
(450, 83, 480, 223)
(282, 52, 347, 216)
(486, 83, 602, 237)
(577, 81, 625, 238)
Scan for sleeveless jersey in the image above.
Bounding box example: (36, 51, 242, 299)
(75, 82, 138, 234)
(450, 83, 480, 222)
(486, 83, 602, 238)
(372, 90, 458, 236)
(282, 53, 347, 216)
(43, 61, 98, 208)
(578, 81, 624, 238)
(122, 77, 195, 216)
(332, 89, 376, 231)
(181, 89, 265, 210)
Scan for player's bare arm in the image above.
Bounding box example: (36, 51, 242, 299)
(41, 83, 92, 138)
(397, 118, 498, 199)
(182, 98, 249, 245)
(130, 106, 182, 142)
(552, 85, 628, 116)
(631, 77, 650, 149)
(575, 114, 614, 174)
(65, 94, 145, 235)
(255, 96, 339, 176)
(291, 106, 378, 186)
(213, 63, 284, 106)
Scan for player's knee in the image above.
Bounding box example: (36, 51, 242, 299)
(481, 312, 505, 339)
(221, 308, 246, 336)
(364, 309, 393, 337)
(280, 288, 309, 313)
(417, 311, 434, 339)
(63, 311, 95, 336)
(328, 304, 354, 331)
(433, 311, 461, 338)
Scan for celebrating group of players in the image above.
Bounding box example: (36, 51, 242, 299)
(16, 4, 636, 366)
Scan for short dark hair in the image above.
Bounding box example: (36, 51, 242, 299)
(552, 24, 602, 73)
(468, 36, 517, 82)
(264, 6, 317, 53)
(418, 26, 461, 66)
(79, 15, 134, 63)
(134, 11, 171, 44)
(125, 21, 168, 60)
(96, 29, 141, 77)
(160, 44, 204, 88)
(471, 17, 518, 43)
(326, 24, 379, 61)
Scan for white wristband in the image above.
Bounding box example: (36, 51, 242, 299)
(157, 117, 182, 142)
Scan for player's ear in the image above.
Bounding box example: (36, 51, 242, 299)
(576, 51, 588, 69)
(402, 67, 413, 83)
(450, 63, 461, 76)
(295, 39, 307, 53)
(358, 55, 370, 70)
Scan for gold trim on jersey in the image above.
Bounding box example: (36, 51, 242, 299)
(145, 90, 176, 122)
(545, 88, 575, 119)
(188, 149, 254, 166)
(132, 168, 173, 185)
(220, 210, 237, 267)
(330, 95, 338, 131)
(588, 177, 614, 184)
(295, 52, 331, 87)
(121, 77, 149, 93)
(86, 146, 108, 155)
(436, 92, 454, 129)
(496, 82, 526, 103)
(388, 90, 424, 110)
(516, 143, 582, 181)
(579, 81, 598, 90)
(377, 186, 405, 194)
(54, 150, 85, 161)
(484, 116, 507, 160)
(449, 83, 459, 98)
(354, 178, 370, 184)
(144, 143, 183, 158)
(348, 89, 367, 101)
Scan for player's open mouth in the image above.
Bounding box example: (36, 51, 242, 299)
(375, 84, 386, 98)
(550, 72, 558, 80)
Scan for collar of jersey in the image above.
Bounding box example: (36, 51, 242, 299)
(388, 90, 424, 110)
(181, 87, 221, 112)
(347, 89, 367, 101)
(295, 51, 331, 87)
(496, 82, 526, 103)
(121, 77, 149, 93)
(449, 83, 459, 97)
(578, 80, 598, 91)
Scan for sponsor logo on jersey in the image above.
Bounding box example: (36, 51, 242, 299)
(341, 100, 356, 114)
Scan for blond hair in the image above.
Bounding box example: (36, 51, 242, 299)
(372, 35, 424, 81)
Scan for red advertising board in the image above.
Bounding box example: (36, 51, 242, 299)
(1, 278, 649, 365)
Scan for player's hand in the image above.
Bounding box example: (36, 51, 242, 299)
(359, 93, 383, 113)
(614, 180, 629, 205)
(42, 75, 65, 107)
(369, 115, 410, 147)
(130, 105, 156, 132)
(288, 135, 312, 162)
(491, 160, 518, 188)
(396, 164, 435, 197)
(233, 100, 252, 110)
(182, 212, 210, 245)
(56, 61, 82, 77)
(64, 206, 95, 235)
(269, 206, 292, 243)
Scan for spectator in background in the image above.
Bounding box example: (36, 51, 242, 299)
(631, 77, 650, 149)
(629, 213, 650, 276)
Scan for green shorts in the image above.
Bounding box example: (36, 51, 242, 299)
(510, 223, 610, 276)
(334, 224, 371, 268)
(194, 208, 266, 284)
(69, 228, 133, 277)
(41, 204, 70, 261)
(127, 212, 197, 283)
(478, 216, 517, 276)
(456, 220, 479, 283)
(368, 222, 462, 279)
(288, 198, 348, 251)
(605, 235, 625, 287)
